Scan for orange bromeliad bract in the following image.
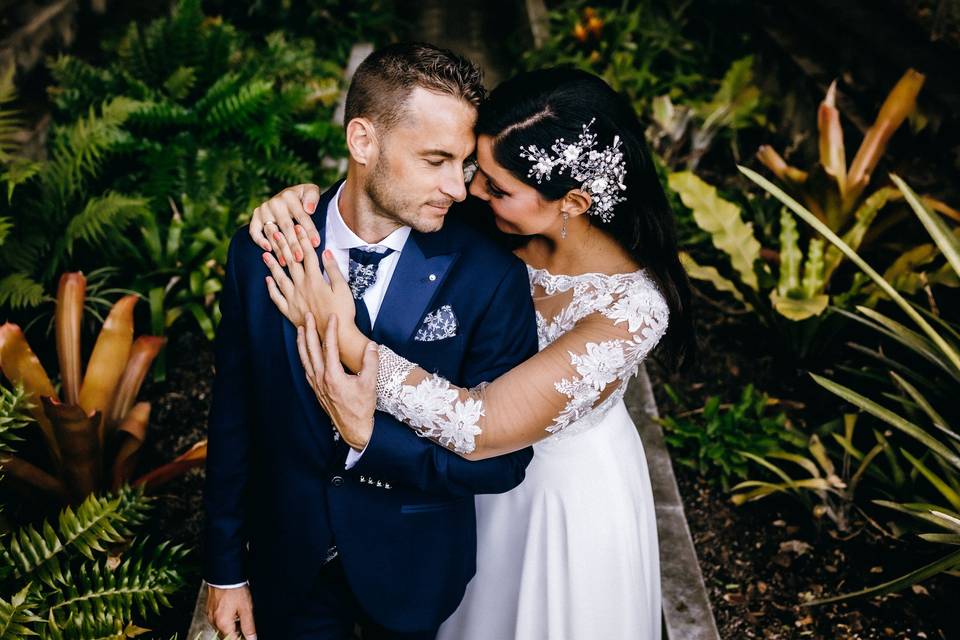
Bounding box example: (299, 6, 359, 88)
(0, 272, 206, 504)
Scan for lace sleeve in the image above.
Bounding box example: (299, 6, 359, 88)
(375, 275, 669, 459)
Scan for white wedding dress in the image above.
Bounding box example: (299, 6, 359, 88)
(375, 265, 667, 640)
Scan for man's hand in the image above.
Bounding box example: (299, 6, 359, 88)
(207, 584, 256, 639)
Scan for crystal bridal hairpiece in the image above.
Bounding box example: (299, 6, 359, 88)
(519, 118, 627, 223)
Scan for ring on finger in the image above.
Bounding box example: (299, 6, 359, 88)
(263, 219, 278, 228)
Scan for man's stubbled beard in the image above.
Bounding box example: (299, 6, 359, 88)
(365, 140, 442, 234)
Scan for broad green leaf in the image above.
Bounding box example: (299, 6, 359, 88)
(669, 171, 761, 290)
(770, 290, 830, 321)
(679, 252, 750, 307)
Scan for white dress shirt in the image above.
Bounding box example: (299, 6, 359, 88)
(209, 184, 411, 590)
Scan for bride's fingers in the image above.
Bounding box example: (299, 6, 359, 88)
(250, 206, 272, 252)
(296, 225, 322, 281)
(262, 253, 297, 299)
(265, 276, 290, 319)
(321, 250, 349, 297)
(305, 312, 326, 388)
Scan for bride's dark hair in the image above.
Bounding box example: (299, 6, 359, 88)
(475, 67, 695, 369)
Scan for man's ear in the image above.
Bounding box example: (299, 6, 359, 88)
(346, 117, 379, 165)
(561, 189, 593, 218)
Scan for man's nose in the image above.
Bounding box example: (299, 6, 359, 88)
(442, 165, 468, 202)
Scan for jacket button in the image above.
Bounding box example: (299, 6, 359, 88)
(331, 476, 344, 487)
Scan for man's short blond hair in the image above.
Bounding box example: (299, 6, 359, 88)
(344, 42, 485, 132)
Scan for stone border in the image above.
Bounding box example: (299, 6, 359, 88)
(627, 367, 721, 640)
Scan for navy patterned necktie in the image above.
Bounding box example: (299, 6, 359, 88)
(348, 246, 395, 300)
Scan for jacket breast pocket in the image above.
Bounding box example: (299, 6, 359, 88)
(400, 499, 465, 514)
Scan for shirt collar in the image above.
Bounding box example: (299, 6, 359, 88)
(327, 181, 411, 253)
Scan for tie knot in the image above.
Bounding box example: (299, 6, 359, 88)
(349, 246, 394, 267)
(348, 246, 395, 300)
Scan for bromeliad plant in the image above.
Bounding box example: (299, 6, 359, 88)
(737, 165, 960, 601)
(0, 272, 206, 506)
(673, 69, 958, 329)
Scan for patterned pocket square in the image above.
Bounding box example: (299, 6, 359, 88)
(415, 304, 458, 342)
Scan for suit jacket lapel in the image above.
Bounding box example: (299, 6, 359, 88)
(282, 183, 335, 451)
(373, 230, 459, 347)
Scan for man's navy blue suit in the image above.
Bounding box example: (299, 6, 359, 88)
(204, 182, 539, 636)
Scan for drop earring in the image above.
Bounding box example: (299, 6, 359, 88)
(561, 211, 568, 239)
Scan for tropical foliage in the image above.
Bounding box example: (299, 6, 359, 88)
(0, 272, 206, 505)
(659, 384, 805, 491)
(734, 167, 960, 600)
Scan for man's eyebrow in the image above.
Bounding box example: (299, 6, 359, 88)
(418, 149, 455, 158)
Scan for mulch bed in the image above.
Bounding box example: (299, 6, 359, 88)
(649, 293, 958, 639)
(136, 328, 214, 637)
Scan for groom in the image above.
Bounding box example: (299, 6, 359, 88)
(204, 43, 539, 638)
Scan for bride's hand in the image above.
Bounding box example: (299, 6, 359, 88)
(297, 313, 379, 450)
(262, 226, 356, 331)
(250, 183, 323, 259)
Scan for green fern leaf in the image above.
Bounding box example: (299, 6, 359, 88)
(0, 273, 46, 309)
(48, 540, 187, 627)
(162, 67, 197, 102)
(0, 383, 33, 455)
(0, 584, 42, 639)
(64, 192, 151, 253)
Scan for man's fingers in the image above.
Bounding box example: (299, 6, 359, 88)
(305, 313, 326, 386)
(322, 314, 344, 383)
(358, 341, 379, 388)
(239, 606, 257, 638)
(296, 325, 314, 380)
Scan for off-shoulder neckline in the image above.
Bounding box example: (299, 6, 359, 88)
(525, 264, 646, 280)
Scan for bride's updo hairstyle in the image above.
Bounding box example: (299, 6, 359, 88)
(476, 67, 695, 369)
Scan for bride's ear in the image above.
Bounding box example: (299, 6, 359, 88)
(561, 189, 592, 219)
(346, 117, 379, 166)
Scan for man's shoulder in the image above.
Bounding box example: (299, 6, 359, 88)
(440, 217, 524, 277)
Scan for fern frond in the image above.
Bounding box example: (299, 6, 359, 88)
(0, 584, 42, 639)
(64, 192, 151, 253)
(0, 273, 46, 309)
(42, 98, 141, 209)
(201, 79, 272, 133)
(1, 157, 41, 202)
(162, 67, 197, 102)
(129, 100, 194, 130)
(0, 216, 12, 246)
(47, 55, 114, 113)
(48, 540, 187, 627)
(57, 493, 127, 561)
(0, 383, 34, 455)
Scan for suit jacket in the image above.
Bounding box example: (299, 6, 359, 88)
(203, 182, 539, 632)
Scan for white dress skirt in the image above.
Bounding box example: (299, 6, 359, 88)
(374, 266, 667, 640)
(437, 399, 661, 640)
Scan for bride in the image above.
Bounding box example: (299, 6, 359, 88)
(252, 68, 694, 639)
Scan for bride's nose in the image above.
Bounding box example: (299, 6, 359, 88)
(469, 173, 489, 201)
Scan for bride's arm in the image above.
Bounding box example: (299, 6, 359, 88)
(374, 292, 668, 460)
